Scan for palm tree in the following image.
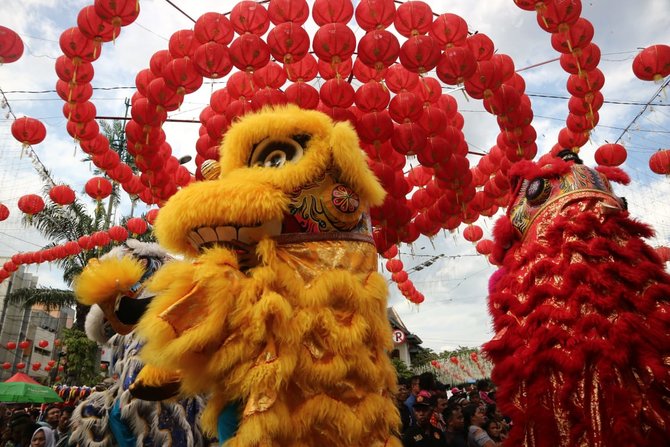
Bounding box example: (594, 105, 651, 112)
(7, 119, 154, 330)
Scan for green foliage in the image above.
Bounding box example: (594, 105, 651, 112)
(391, 358, 413, 380)
(411, 346, 438, 368)
(6, 287, 76, 311)
(60, 327, 100, 386)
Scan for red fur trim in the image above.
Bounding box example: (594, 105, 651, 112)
(594, 165, 630, 185)
(491, 215, 519, 265)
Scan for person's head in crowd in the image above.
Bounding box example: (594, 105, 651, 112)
(462, 403, 487, 428)
(396, 378, 411, 404)
(409, 375, 421, 396)
(418, 372, 436, 392)
(9, 411, 40, 447)
(30, 426, 55, 447)
(412, 391, 434, 427)
(434, 392, 449, 415)
(28, 408, 40, 424)
(483, 419, 503, 442)
(444, 404, 465, 432)
(486, 403, 503, 422)
(43, 405, 61, 430)
(57, 406, 73, 433)
(476, 379, 490, 392)
(468, 390, 481, 406)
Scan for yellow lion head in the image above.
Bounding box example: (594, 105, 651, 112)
(155, 105, 386, 259)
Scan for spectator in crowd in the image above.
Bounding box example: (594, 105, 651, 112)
(29, 427, 55, 447)
(5, 412, 40, 447)
(462, 404, 498, 447)
(484, 404, 509, 438)
(54, 407, 72, 447)
(402, 392, 446, 446)
(404, 375, 421, 417)
(443, 405, 467, 447)
(467, 391, 481, 407)
(40, 407, 60, 432)
(430, 392, 449, 433)
(482, 419, 505, 444)
(396, 378, 413, 433)
(476, 381, 495, 406)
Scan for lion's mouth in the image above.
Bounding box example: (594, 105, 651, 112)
(187, 220, 283, 253)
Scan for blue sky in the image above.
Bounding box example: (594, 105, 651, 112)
(0, 0, 669, 352)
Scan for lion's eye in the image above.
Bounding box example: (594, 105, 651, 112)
(248, 135, 309, 168)
(525, 178, 551, 205)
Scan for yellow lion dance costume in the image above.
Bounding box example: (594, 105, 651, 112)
(136, 105, 402, 446)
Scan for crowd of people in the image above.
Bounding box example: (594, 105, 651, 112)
(398, 374, 509, 447)
(0, 404, 73, 447)
(1, 373, 506, 447)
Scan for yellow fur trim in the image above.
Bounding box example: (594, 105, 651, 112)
(73, 256, 145, 306)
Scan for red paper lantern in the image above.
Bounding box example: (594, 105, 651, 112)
(230, 1, 270, 35)
(54, 340, 61, 347)
(108, 163, 134, 183)
(63, 101, 97, 124)
(146, 78, 184, 111)
(386, 259, 404, 273)
(194, 12, 234, 45)
(557, 128, 588, 150)
(536, 0, 582, 33)
(285, 53, 319, 82)
(449, 356, 459, 364)
(229, 34, 271, 72)
(126, 217, 148, 235)
(467, 33, 495, 61)
(354, 0, 396, 32)
(319, 78, 355, 108)
(551, 17, 594, 54)
(594, 144, 627, 167)
(253, 62, 288, 89)
(649, 149, 670, 175)
(463, 225, 484, 243)
(2, 362, 10, 370)
(476, 239, 494, 255)
(357, 29, 399, 70)
(266, 22, 310, 65)
(162, 57, 204, 95)
(430, 13, 468, 48)
(285, 82, 320, 109)
(94, 0, 140, 27)
(108, 226, 128, 242)
(78, 235, 94, 250)
(312, 0, 354, 25)
(168, 29, 199, 59)
(38, 340, 48, 348)
(11, 117, 47, 146)
(318, 56, 352, 80)
(49, 185, 76, 206)
(436, 47, 477, 85)
(85, 177, 113, 201)
(0, 204, 9, 222)
(91, 231, 111, 247)
(566, 68, 605, 98)
(78, 5, 119, 43)
(16, 362, 26, 370)
(91, 150, 120, 171)
(59, 27, 100, 63)
(19, 341, 29, 349)
(394, 1, 433, 37)
(268, 0, 309, 25)
(64, 241, 81, 256)
(18, 194, 45, 216)
(632, 44, 670, 82)
(0, 26, 25, 64)
(312, 23, 356, 63)
(6, 341, 16, 350)
(145, 208, 160, 225)
(399, 35, 442, 74)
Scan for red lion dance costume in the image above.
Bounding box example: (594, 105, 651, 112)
(484, 150, 670, 447)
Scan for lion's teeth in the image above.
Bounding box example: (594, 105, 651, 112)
(188, 231, 205, 247)
(197, 227, 218, 243)
(215, 226, 237, 242)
